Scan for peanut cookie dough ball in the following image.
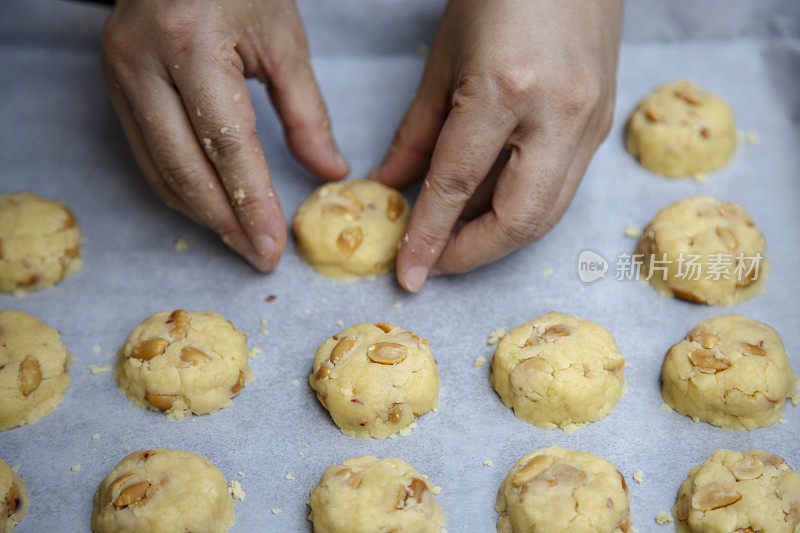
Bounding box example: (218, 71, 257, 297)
(115, 310, 253, 419)
(625, 80, 737, 177)
(0, 458, 28, 533)
(490, 312, 625, 431)
(0, 310, 72, 431)
(0, 192, 82, 295)
(496, 446, 632, 533)
(292, 179, 410, 280)
(636, 196, 767, 306)
(308, 455, 446, 533)
(673, 449, 800, 533)
(309, 322, 439, 439)
(91, 448, 234, 533)
(662, 315, 798, 431)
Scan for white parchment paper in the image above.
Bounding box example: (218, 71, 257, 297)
(1, 1, 799, 531)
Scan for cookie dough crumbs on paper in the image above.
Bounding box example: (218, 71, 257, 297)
(660, 402, 673, 413)
(393, 301, 403, 309)
(633, 469, 643, 483)
(746, 130, 759, 144)
(259, 328, 269, 335)
(260, 318, 267, 326)
(624, 222, 642, 239)
(271, 508, 281, 514)
(122, 444, 130, 452)
(336, 319, 344, 327)
(248, 347, 261, 358)
(487, 326, 507, 346)
(691, 172, 707, 182)
(292, 379, 300, 386)
(228, 480, 245, 500)
(92, 433, 100, 440)
(11, 463, 20, 473)
(540, 267, 554, 275)
(92, 344, 101, 354)
(432, 485, 442, 495)
(232, 188, 246, 206)
(265, 294, 277, 302)
(736, 130, 745, 143)
(474, 356, 487, 367)
(174, 238, 189, 251)
(88, 364, 111, 374)
(303, 308, 310, 314)
(285, 473, 295, 481)
(483, 459, 494, 467)
(71, 464, 81, 472)
(655, 511, 674, 525)
(779, 418, 788, 424)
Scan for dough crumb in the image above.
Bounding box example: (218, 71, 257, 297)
(336, 319, 344, 327)
(174, 238, 189, 251)
(540, 267, 554, 275)
(487, 327, 507, 346)
(123, 444, 131, 452)
(88, 364, 111, 374)
(92, 433, 100, 440)
(10, 463, 20, 473)
(260, 318, 267, 326)
(655, 511, 674, 525)
(303, 308, 310, 314)
(432, 485, 442, 495)
(691, 172, 707, 182)
(248, 347, 262, 358)
(233, 92, 241, 102)
(746, 130, 759, 145)
(285, 473, 295, 481)
(233, 188, 246, 206)
(624, 222, 642, 239)
(660, 402, 673, 413)
(92, 344, 101, 354)
(71, 464, 81, 472)
(473, 356, 487, 367)
(633, 469, 643, 483)
(237, 471, 245, 476)
(228, 480, 245, 500)
(259, 328, 269, 335)
(483, 459, 494, 467)
(779, 418, 788, 424)
(393, 301, 403, 309)
(265, 294, 277, 302)
(292, 379, 300, 386)
(271, 508, 281, 514)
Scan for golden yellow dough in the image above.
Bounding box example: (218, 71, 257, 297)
(496, 446, 632, 533)
(0, 310, 72, 431)
(662, 315, 797, 430)
(0, 192, 82, 295)
(308, 455, 446, 533)
(489, 312, 625, 431)
(0, 458, 28, 533)
(309, 322, 440, 439)
(673, 449, 800, 533)
(91, 448, 234, 533)
(292, 179, 410, 280)
(115, 310, 253, 419)
(636, 196, 768, 306)
(625, 80, 737, 177)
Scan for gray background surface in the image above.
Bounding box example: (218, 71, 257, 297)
(1, 1, 799, 531)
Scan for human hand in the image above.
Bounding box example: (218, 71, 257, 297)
(370, 0, 623, 291)
(102, 0, 349, 271)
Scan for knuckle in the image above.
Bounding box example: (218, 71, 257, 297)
(496, 209, 547, 245)
(157, 159, 200, 194)
(153, 5, 197, 43)
(427, 174, 474, 205)
(203, 129, 250, 165)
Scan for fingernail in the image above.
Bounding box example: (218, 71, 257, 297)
(254, 234, 277, 260)
(402, 266, 428, 292)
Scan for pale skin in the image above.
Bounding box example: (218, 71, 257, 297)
(102, 0, 623, 290)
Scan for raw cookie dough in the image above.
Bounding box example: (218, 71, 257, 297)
(662, 315, 797, 430)
(489, 312, 625, 431)
(309, 322, 439, 439)
(91, 448, 234, 533)
(636, 196, 768, 306)
(0, 310, 72, 431)
(625, 80, 737, 177)
(308, 455, 446, 533)
(673, 449, 800, 533)
(496, 446, 632, 533)
(292, 179, 410, 280)
(0, 192, 82, 295)
(1, 458, 28, 533)
(115, 310, 253, 419)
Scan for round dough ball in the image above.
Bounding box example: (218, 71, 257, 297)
(0, 458, 28, 533)
(0, 310, 72, 431)
(673, 449, 800, 533)
(496, 446, 632, 533)
(662, 315, 798, 430)
(292, 179, 410, 280)
(115, 310, 253, 419)
(636, 196, 767, 306)
(309, 322, 439, 439)
(91, 448, 234, 533)
(625, 80, 737, 177)
(489, 312, 625, 431)
(308, 455, 446, 533)
(0, 192, 82, 295)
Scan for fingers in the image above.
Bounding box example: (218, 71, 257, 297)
(171, 57, 288, 270)
(113, 64, 273, 271)
(266, 44, 349, 181)
(395, 93, 515, 292)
